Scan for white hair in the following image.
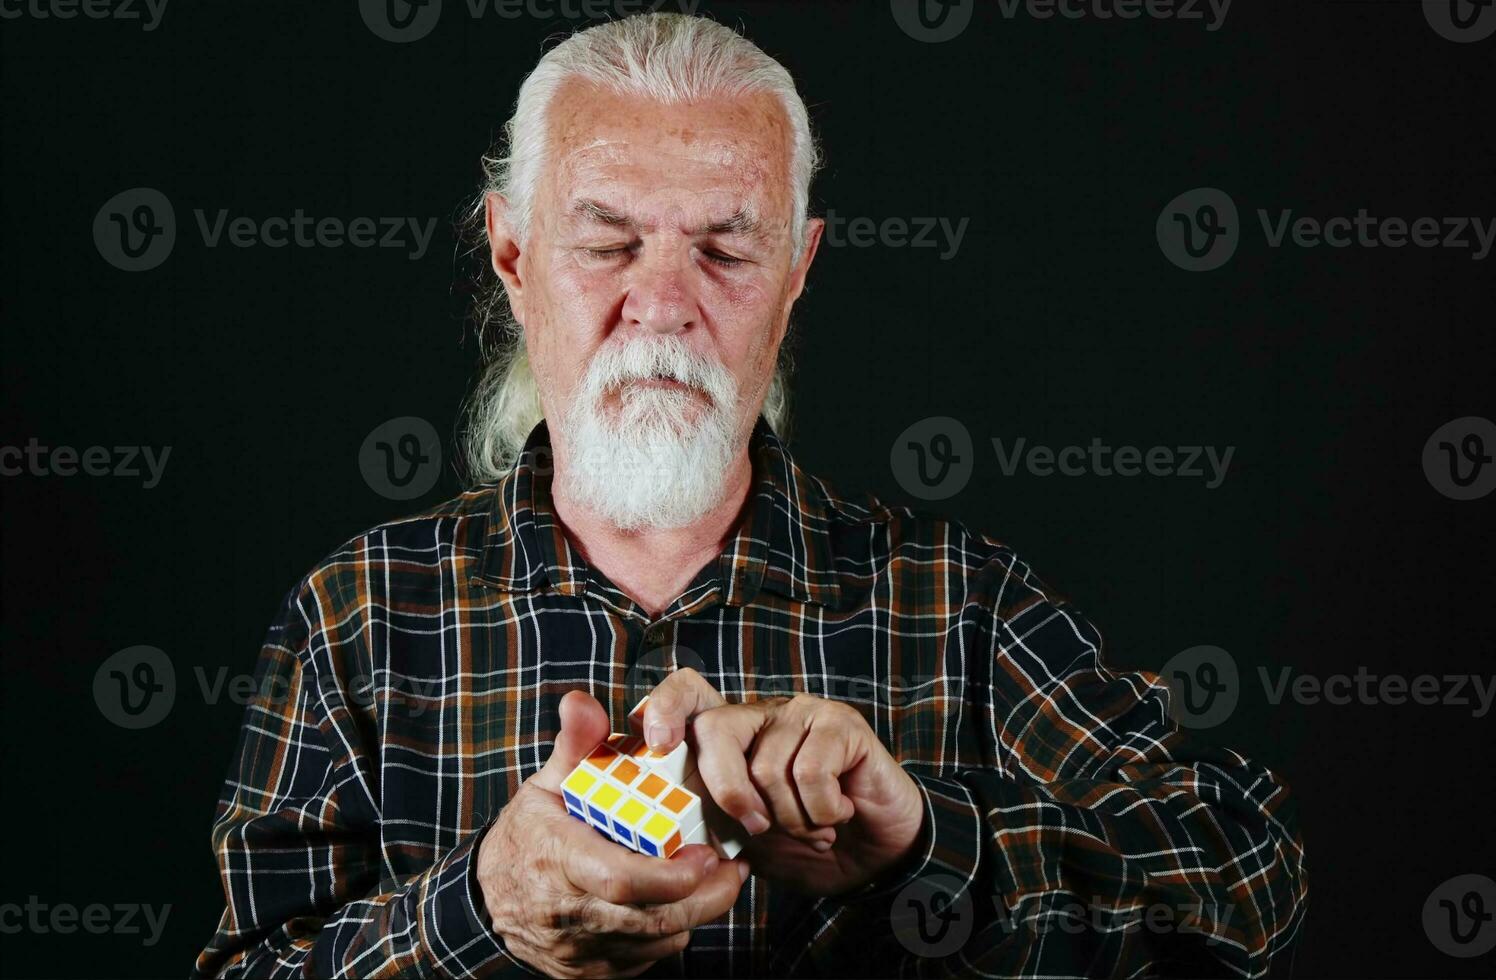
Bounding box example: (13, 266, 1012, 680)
(458, 11, 821, 485)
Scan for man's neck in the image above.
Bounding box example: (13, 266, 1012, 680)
(548, 448, 757, 619)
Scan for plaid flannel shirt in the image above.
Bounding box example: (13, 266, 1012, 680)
(193, 416, 1307, 978)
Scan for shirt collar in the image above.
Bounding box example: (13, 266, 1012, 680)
(474, 415, 842, 613)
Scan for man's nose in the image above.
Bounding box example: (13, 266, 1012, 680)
(620, 247, 700, 335)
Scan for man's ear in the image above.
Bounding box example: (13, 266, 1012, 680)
(783, 216, 825, 311)
(485, 191, 526, 323)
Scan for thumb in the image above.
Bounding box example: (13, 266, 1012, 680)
(531, 689, 611, 793)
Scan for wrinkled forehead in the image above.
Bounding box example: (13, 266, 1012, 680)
(539, 78, 796, 240)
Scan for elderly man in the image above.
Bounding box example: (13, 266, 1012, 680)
(194, 12, 1306, 979)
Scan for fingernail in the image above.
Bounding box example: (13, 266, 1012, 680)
(645, 721, 669, 750)
(703, 853, 720, 876)
(812, 839, 833, 853)
(737, 861, 751, 883)
(742, 811, 770, 836)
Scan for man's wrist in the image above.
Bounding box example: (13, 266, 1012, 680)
(836, 769, 983, 905)
(869, 802, 933, 892)
(460, 810, 547, 977)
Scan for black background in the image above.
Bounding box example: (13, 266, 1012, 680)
(3, 0, 1494, 976)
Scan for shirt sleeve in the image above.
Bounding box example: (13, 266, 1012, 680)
(190, 578, 541, 979)
(800, 551, 1309, 978)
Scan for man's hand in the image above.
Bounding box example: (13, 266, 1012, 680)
(642, 670, 927, 896)
(477, 690, 750, 979)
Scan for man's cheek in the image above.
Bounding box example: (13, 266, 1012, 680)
(710, 273, 775, 313)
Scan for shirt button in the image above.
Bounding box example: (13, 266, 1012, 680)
(643, 624, 666, 646)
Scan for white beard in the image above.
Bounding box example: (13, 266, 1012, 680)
(557, 334, 742, 531)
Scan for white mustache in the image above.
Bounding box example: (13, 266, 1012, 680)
(585, 337, 732, 408)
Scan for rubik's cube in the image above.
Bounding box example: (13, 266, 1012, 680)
(560, 695, 743, 859)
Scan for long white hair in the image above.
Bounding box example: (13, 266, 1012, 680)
(456, 11, 821, 485)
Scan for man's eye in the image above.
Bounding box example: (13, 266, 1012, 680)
(703, 250, 744, 268)
(583, 245, 632, 258)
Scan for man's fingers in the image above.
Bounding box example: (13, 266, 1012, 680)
(560, 819, 718, 905)
(582, 856, 749, 939)
(793, 721, 858, 828)
(690, 704, 773, 835)
(534, 936, 683, 980)
(532, 689, 611, 793)
(642, 667, 726, 752)
(646, 855, 747, 934)
(599, 930, 694, 969)
(746, 714, 828, 843)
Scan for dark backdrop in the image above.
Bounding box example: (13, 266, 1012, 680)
(3, 1, 1494, 977)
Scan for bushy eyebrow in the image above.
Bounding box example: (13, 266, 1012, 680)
(698, 209, 762, 238)
(569, 198, 765, 241)
(571, 199, 631, 227)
